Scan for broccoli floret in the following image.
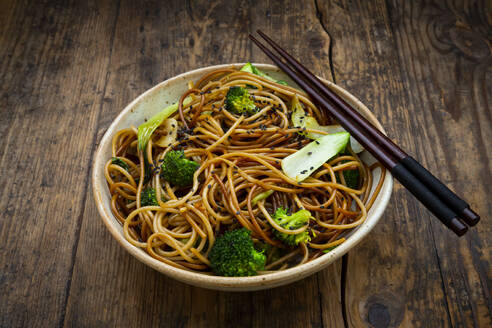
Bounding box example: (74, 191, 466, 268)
(254, 241, 272, 254)
(225, 86, 257, 115)
(208, 228, 266, 277)
(111, 157, 129, 171)
(160, 150, 200, 187)
(272, 207, 311, 246)
(141, 187, 158, 206)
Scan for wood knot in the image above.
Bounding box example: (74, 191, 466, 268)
(368, 303, 390, 328)
(361, 291, 404, 328)
(449, 26, 490, 61)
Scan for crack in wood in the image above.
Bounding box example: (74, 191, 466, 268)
(314, 0, 336, 83)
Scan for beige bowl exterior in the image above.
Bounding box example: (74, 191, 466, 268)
(92, 63, 393, 291)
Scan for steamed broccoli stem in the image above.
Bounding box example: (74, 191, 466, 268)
(251, 190, 274, 206)
(160, 150, 200, 187)
(225, 86, 257, 115)
(208, 228, 266, 276)
(141, 187, 158, 206)
(111, 157, 129, 171)
(272, 207, 311, 246)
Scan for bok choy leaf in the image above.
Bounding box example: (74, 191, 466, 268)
(137, 97, 191, 150)
(291, 96, 363, 153)
(240, 62, 288, 85)
(281, 132, 350, 182)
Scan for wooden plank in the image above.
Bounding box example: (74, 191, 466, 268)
(0, 0, 120, 327)
(317, 0, 492, 326)
(62, 0, 343, 327)
(385, 1, 492, 327)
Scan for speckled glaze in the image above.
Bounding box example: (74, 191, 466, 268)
(92, 63, 393, 291)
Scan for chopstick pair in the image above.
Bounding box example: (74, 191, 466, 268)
(249, 30, 480, 236)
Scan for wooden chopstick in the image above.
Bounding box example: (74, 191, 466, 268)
(249, 31, 476, 236)
(255, 30, 480, 228)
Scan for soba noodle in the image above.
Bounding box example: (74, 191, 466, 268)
(105, 67, 386, 274)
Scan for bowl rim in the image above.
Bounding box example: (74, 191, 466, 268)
(92, 63, 393, 289)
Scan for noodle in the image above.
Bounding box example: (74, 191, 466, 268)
(105, 67, 386, 274)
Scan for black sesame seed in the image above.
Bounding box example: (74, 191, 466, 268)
(308, 152, 312, 155)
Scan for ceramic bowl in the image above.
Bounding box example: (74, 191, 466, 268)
(92, 63, 393, 291)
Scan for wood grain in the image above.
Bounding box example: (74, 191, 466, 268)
(0, 0, 120, 327)
(0, 0, 490, 327)
(317, 0, 492, 327)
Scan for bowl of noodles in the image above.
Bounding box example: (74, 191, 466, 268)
(92, 63, 393, 291)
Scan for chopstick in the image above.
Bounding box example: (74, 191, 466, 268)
(255, 30, 480, 228)
(250, 30, 480, 236)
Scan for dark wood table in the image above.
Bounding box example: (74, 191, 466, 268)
(1, 1, 491, 327)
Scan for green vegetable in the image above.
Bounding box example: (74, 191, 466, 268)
(137, 97, 192, 150)
(141, 187, 158, 206)
(290, 97, 363, 153)
(141, 153, 153, 185)
(240, 62, 288, 85)
(342, 169, 359, 189)
(254, 241, 272, 255)
(160, 150, 200, 187)
(208, 228, 266, 276)
(224, 86, 258, 115)
(336, 149, 360, 189)
(281, 132, 350, 182)
(272, 207, 312, 246)
(111, 157, 129, 171)
(251, 190, 274, 206)
(322, 245, 339, 253)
